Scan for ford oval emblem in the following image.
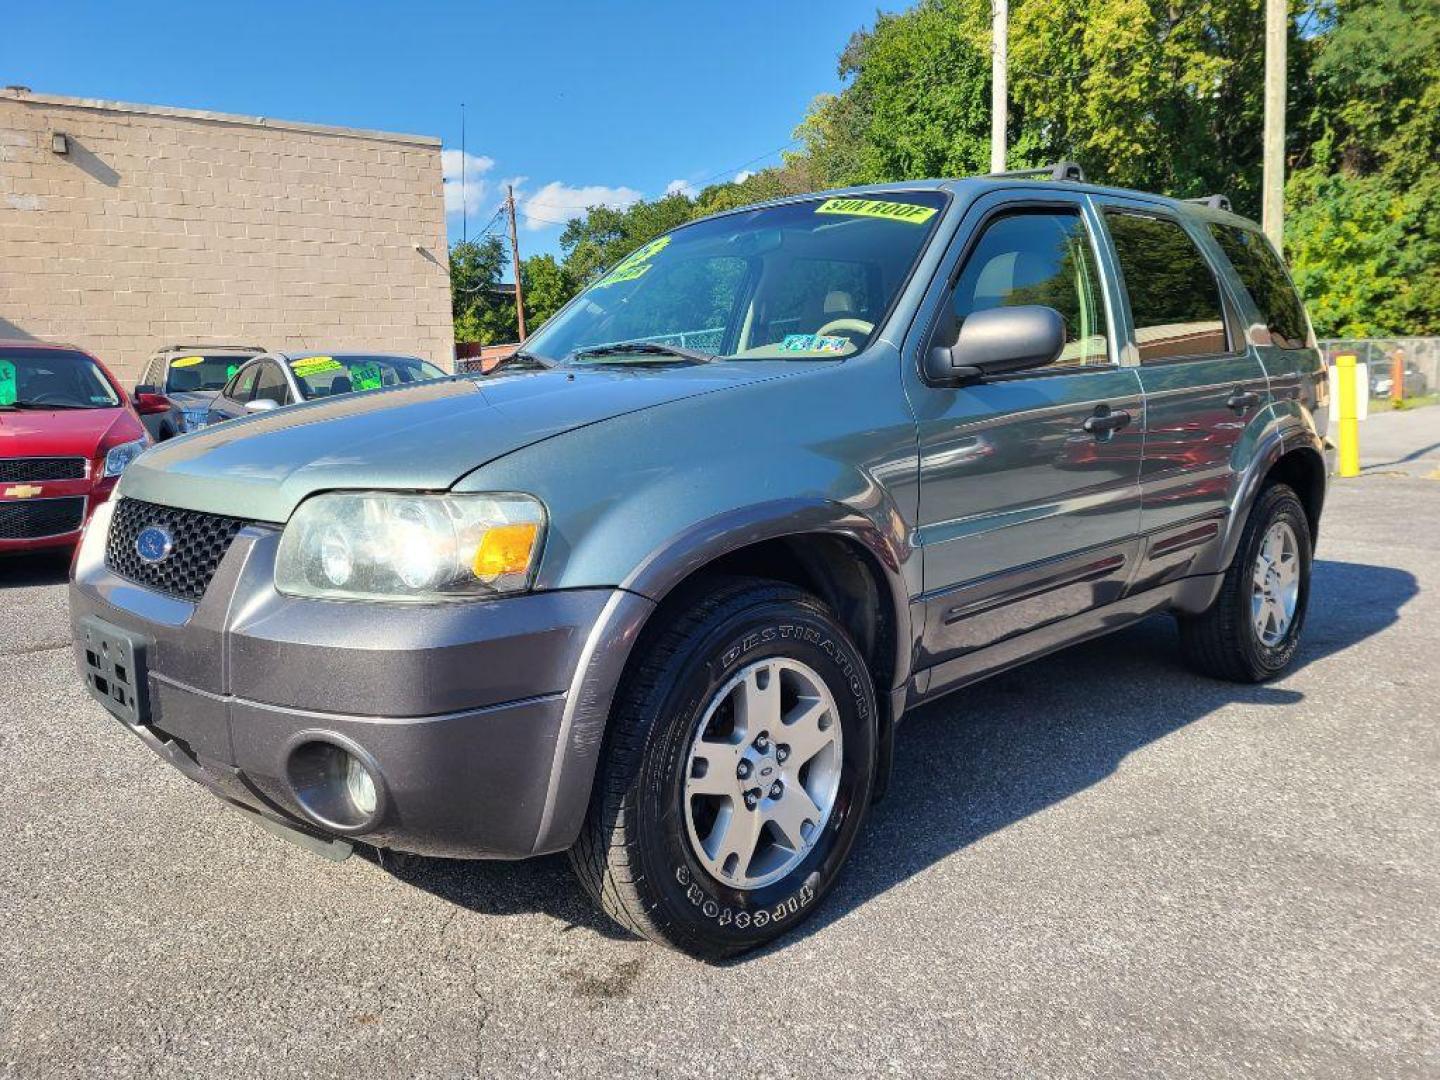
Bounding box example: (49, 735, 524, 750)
(135, 525, 174, 564)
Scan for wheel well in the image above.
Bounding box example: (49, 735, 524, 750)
(654, 533, 899, 701)
(1263, 447, 1326, 541)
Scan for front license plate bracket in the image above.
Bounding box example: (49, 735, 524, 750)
(79, 615, 150, 727)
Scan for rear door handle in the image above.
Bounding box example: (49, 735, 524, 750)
(1082, 407, 1132, 436)
(1226, 389, 1261, 413)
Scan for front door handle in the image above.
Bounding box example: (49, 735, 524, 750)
(1082, 407, 1132, 437)
(1226, 388, 1262, 413)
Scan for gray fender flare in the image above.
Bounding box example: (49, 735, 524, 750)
(529, 498, 914, 854)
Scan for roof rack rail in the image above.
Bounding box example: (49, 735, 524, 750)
(158, 343, 267, 353)
(1184, 194, 1232, 213)
(990, 161, 1086, 183)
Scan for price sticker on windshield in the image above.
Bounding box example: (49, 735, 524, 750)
(170, 356, 205, 368)
(815, 198, 938, 225)
(351, 362, 385, 391)
(0, 359, 16, 406)
(291, 356, 343, 379)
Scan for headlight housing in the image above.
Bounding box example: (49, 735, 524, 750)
(274, 491, 546, 602)
(102, 437, 149, 478)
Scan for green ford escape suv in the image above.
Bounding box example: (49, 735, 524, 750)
(71, 167, 1330, 958)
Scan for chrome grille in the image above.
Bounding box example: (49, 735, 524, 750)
(105, 497, 249, 602)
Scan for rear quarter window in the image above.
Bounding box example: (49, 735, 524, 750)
(1207, 224, 1310, 350)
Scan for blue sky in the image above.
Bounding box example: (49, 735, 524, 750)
(3, 0, 906, 258)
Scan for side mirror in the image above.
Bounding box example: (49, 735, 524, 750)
(244, 398, 280, 414)
(925, 305, 1066, 385)
(134, 383, 159, 396)
(134, 392, 173, 416)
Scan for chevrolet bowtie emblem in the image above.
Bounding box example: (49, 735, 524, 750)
(3, 484, 44, 499)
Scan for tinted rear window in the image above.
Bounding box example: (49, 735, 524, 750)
(1105, 211, 1228, 362)
(1208, 225, 1309, 350)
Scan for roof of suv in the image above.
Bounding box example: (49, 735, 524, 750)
(155, 344, 267, 357)
(697, 173, 1256, 230)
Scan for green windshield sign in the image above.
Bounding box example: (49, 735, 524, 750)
(351, 362, 384, 391)
(0, 360, 16, 406)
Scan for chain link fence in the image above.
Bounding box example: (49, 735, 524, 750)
(1319, 338, 1440, 399)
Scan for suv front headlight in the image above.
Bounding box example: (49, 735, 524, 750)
(102, 437, 149, 478)
(275, 491, 546, 602)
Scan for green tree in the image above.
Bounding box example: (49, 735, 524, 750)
(450, 237, 517, 343)
(519, 253, 577, 329)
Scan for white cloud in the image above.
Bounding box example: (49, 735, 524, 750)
(441, 149, 495, 219)
(520, 180, 643, 231)
(733, 169, 755, 184)
(665, 178, 698, 199)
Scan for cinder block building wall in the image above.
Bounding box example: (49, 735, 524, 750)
(0, 88, 453, 383)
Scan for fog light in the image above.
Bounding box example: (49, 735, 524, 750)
(344, 754, 377, 816)
(285, 737, 384, 832)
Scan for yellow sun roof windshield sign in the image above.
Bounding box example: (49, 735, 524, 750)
(291, 356, 343, 379)
(815, 198, 939, 225)
(592, 236, 671, 290)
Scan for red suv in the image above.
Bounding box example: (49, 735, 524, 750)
(1, 341, 161, 555)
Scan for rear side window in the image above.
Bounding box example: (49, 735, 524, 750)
(1105, 211, 1228, 362)
(943, 209, 1110, 368)
(1208, 225, 1309, 349)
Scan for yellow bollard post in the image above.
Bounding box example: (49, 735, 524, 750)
(1336, 352, 1360, 477)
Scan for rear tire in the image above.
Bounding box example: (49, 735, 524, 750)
(1178, 482, 1312, 682)
(570, 576, 877, 959)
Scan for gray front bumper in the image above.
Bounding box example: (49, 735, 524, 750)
(69, 502, 653, 859)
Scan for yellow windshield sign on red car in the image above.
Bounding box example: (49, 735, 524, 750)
(815, 198, 939, 225)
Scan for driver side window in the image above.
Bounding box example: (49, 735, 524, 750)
(228, 365, 260, 402)
(942, 209, 1110, 368)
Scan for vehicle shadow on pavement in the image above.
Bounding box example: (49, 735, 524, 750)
(0, 552, 71, 588)
(372, 558, 1417, 955)
(364, 847, 628, 941)
(761, 556, 1419, 959)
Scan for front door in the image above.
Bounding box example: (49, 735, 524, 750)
(903, 193, 1145, 681)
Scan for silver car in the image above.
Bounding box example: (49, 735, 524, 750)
(206, 351, 447, 423)
(134, 344, 266, 439)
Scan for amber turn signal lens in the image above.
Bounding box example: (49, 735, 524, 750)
(473, 522, 540, 580)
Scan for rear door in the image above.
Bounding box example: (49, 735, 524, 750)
(903, 190, 1145, 683)
(1093, 199, 1270, 590)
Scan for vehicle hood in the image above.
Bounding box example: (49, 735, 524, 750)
(167, 389, 220, 410)
(119, 363, 794, 522)
(0, 406, 141, 463)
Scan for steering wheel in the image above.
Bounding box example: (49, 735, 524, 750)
(814, 317, 875, 342)
(25, 392, 73, 406)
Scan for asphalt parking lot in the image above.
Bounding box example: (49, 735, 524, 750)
(2, 412, 1438, 1079)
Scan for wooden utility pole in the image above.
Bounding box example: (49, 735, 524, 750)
(1262, 0, 1286, 252)
(506, 184, 527, 342)
(990, 0, 1008, 173)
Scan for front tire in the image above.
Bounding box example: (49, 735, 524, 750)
(1179, 482, 1313, 682)
(570, 577, 877, 959)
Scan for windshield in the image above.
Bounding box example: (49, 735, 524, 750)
(525, 192, 949, 365)
(165, 354, 255, 393)
(0, 348, 121, 410)
(287, 355, 447, 399)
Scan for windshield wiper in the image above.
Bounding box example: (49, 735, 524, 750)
(486, 349, 552, 374)
(569, 341, 718, 364)
(2, 400, 97, 410)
